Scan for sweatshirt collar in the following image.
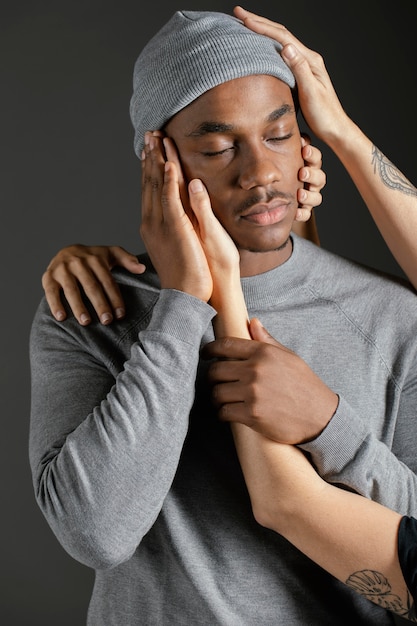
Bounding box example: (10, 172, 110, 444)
(240, 235, 309, 309)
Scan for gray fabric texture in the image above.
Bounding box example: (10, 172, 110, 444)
(29, 235, 417, 625)
(129, 10, 295, 156)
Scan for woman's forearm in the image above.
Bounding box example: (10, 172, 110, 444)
(212, 282, 415, 619)
(327, 119, 417, 289)
(232, 425, 415, 618)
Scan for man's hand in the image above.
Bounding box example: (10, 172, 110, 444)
(204, 318, 339, 444)
(42, 245, 145, 325)
(234, 6, 349, 144)
(140, 132, 213, 302)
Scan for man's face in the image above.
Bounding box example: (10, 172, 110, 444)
(165, 74, 304, 276)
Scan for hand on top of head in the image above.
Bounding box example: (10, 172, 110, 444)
(234, 6, 348, 144)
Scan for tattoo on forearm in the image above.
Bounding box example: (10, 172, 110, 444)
(372, 145, 417, 197)
(346, 569, 416, 621)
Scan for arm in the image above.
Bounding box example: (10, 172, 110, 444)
(234, 427, 415, 620)
(200, 209, 416, 619)
(30, 133, 216, 569)
(235, 6, 417, 289)
(30, 289, 214, 569)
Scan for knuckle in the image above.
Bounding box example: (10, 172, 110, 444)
(151, 177, 160, 192)
(60, 282, 79, 296)
(314, 193, 323, 207)
(218, 403, 229, 421)
(211, 383, 222, 404)
(41, 270, 52, 287)
(219, 337, 235, 351)
(313, 51, 324, 66)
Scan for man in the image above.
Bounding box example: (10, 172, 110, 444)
(30, 8, 417, 625)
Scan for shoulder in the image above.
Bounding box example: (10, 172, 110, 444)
(295, 236, 417, 348)
(297, 236, 416, 306)
(31, 253, 161, 354)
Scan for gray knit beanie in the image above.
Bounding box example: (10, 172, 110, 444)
(130, 10, 295, 156)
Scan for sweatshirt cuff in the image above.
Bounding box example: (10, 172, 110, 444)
(145, 288, 216, 344)
(298, 395, 370, 481)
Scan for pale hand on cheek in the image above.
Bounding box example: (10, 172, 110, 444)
(188, 177, 241, 309)
(296, 137, 325, 219)
(292, 137, 324, 245)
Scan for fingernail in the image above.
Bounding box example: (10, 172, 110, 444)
(299, 189, 307, 201)
(115, 307, 125, 319)
(100, 312, 113, 325)
(189, 179, 204, 193)
(80, 313, 91, 325)
(55, 310, 65, 321)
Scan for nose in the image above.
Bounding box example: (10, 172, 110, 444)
(237, 143, 282, 190)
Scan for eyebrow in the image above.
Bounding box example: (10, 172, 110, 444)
(187, 104, 295, 138)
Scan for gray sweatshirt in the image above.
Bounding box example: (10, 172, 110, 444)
(29, 235, 417, 625)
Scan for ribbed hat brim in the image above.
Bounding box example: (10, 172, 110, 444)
(130, 11, 295, 156)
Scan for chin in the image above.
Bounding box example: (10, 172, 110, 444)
(242, 237, 291, 254)
(235, 224, 293, 254)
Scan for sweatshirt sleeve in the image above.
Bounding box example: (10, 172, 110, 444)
(299, 380, 417, 517)
(29, 288, 215, 570)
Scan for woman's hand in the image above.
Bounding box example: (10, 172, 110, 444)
(234, 6, 349, 144)
(296, 134, 325, 223)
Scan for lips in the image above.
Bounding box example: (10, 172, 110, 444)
(240, 200, 290, 226)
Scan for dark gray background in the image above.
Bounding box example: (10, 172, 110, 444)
(2, 1, 416, 624)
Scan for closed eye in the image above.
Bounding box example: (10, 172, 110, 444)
(267, 133, 293, 143)
(202, 147, 234, 157)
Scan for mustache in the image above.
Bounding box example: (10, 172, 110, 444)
(234, 189, 294, 215)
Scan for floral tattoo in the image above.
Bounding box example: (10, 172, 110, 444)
(346, 569, 416, 621)
(372, 145, 417, 197)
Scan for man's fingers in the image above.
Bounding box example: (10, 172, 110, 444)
(202, 336, 256, 361)
(109, 246, 146, 274)
(141, 133, 166, 225)
(42, 274, 69, 322)
(163, 137, 188, 209)
(42, 271, 92, 325)
(161, 161, 190, 225)
(43, 257, 129, 325)
(78, 260, 126, 323)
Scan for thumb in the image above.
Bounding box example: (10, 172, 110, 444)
(249, 317, 280, 345)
